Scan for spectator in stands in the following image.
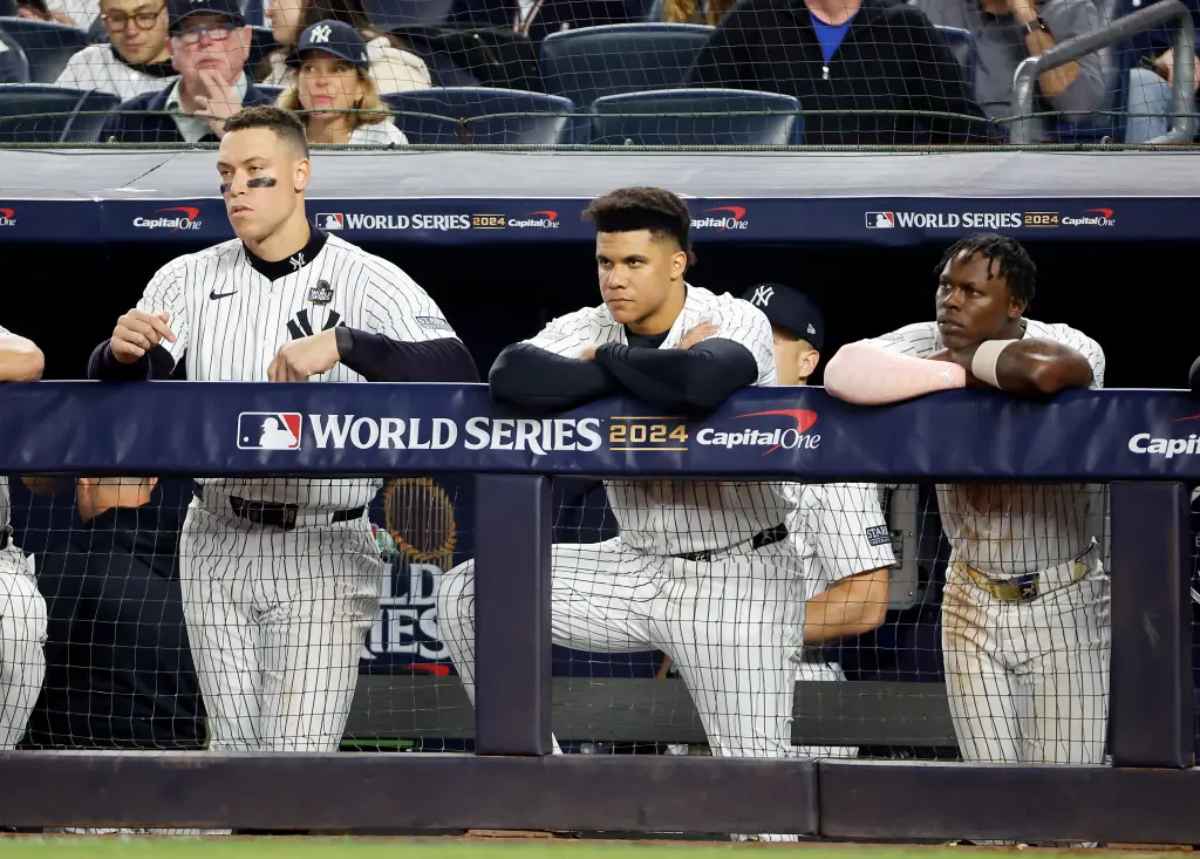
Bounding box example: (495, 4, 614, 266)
(1124, 0, 1200, 142)
(277, 20, 407, 145)
(22, 477, 205, 751)
(914, 0, 1107, 140)
(686, 0, 990, 145)
(261, 0, 429, 94)
(15, 0, 53, 20)
(44, 0, 99, 30)
(99, 0, 273, 143)
(55, 0, 177, 101)
(447, 0, 641, 42)
(647, 0, 734, 25)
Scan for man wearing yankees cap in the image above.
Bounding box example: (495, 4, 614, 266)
(743, 282, 894, 759)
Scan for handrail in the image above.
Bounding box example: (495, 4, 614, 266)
(1010, 0, 1196, 143)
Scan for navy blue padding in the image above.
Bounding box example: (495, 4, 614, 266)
(934, 25, 978, 95)
(0, 17, 88, 83)
(539, 22, 713, 110)
(382, 86, 575, 144)
(0, 28, 28, 83)
(590, 87, 802, 145)
(0, 83, 120, 142)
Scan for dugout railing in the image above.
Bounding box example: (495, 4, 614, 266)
(0, 381, 1196, 842)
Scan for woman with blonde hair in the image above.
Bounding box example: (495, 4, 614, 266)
(278, 20, 408, 145)
(651, 0, 735, 25)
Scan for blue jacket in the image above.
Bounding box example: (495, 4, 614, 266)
(100, 78, 275, 144)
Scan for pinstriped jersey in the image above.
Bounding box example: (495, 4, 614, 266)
(527, 284, 795, 555)
(786, 482, 896, 600)
(135, 231, 457, 510)
(864, 318, 1106, 577)
(0, 323, 10, 528)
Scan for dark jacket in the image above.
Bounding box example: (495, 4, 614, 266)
(447, 0, 641, 41)
(100, 78, 275, 144)
(687, 0, 990, 145)
(23, 485, 205, 750)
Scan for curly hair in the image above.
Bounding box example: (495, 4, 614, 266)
(935, 232, 1037, 306)
(663, 0, 735, 25)
(583, 186, 693, 259)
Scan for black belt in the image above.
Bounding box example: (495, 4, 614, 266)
(193, 486, 363, 531)
(672, 523, 788, 563)
(0, 525, 9, 550)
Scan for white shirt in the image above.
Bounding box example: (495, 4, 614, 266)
(0, 322, 13, 530)
(135, 231, 458, 510)
(46, 0, 99, 32)
(165, 72, 248, 143)
(787, 482, 896, 601)
(55, 45, 177, 101)
(864, 318, 1106, 577)
(349, 119, 408, 146)
(527, 284, 793, 555)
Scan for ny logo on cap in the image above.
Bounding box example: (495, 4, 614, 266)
(807, 323, 816, 335)
(309, 23, 332, 43)
(750, 285, 774, 307)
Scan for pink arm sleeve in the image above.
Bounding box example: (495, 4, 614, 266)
(824, 341, 967, 405)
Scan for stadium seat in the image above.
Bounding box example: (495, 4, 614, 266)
(934, 25, 978, 95)
(0, 28, 28, 83)
(590, 88, 802, 145)
(382, 87, 575, 144)
(363, 0, 453, 32)
(0, 17, 88, 83)
(539, 22, 713, 111)
(0, 84, 120, 142)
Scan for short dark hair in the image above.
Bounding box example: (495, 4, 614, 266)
(223, 106, 309, 159)
(935, 233, 1036, 306)
(583, 186, 693, 259)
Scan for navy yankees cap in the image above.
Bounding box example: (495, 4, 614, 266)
(741, 282, 825, 351)
(168, 0, 244, 33)
(288, 20, 369, 70)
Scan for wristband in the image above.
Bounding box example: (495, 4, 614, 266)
(970, 339, 1018, 388)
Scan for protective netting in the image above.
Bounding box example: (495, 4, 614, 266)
(0, 0, 1194, 146)
(5, 472, 1111, 763)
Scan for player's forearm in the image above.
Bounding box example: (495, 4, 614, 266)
(489, 342, 618, 412)
(987, 338, 1093, 396)
(594, 338, 756, 412)
(824, 341, 966, 404)
(334, 328, 480, 383)
(802, 569, 890, 644)
(0, 336, 44, 381)
(87, 340, 174, 381)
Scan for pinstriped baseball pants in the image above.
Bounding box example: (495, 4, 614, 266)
(0, 546, 45, 749)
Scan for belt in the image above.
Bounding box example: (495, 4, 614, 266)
(672, 523, 787, 563)
(193, 487, 364, 531)
(0, 525, 9, 550)
(955, 555, 1090, 603)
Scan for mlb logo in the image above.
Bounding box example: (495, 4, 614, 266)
(316, 212, 345, 230)
(865, 211, 895, 229)
(237, 412, 302, 450)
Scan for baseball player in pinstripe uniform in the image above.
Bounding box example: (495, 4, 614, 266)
(742, 283, 894, 759)
(437, 187, 804, 773)
(824, 233, 1109, 765)
(88, 106, 477, 752)
(0, 325, 47, 748)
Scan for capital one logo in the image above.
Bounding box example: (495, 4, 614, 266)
(691, 204, 750, 230)
(309, 23, 332, 43)
(696, 408, 821, 455)
(132, 205, 202, 230)
(237, 412, 302, 450)
(0, 207, 14, 227)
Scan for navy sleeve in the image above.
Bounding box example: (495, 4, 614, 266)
(87, 340, 174, 380)
(335, 327, 479, 382)
(594, 338, 758, 412)
(489, 342, 618, 412)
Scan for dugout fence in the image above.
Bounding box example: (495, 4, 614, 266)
(0, 380, 1196, 841)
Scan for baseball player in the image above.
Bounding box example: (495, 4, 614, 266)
(823, 233, 1108, 765)
(88, 105, 478, 752)
(741, 283, 894, 759)
(0, 325, 47, 749)
(437, 187, 803, 776)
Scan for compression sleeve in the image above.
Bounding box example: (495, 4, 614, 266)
(824, 340, 967, 405)
(489, 342, 618, 412)
(335, 327, 479, 383)
(594, 337, 757, 412)
(87, 340, 175, 381)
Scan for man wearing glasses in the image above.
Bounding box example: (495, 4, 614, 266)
(55, 0, 176, 100)
(100, 0, 273, 143)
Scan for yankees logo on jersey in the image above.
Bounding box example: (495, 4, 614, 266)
(133, 229, 457, 509)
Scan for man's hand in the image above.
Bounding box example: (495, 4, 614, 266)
(928, 347, 986, 388)
(579, 344, 598, 362)
(1153, 48, 1200, 90)
(678, 321, 719, 350)
(267, 329, 340, 382)
(111, 309, 176, 364)
(193, 70, 241, 138)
